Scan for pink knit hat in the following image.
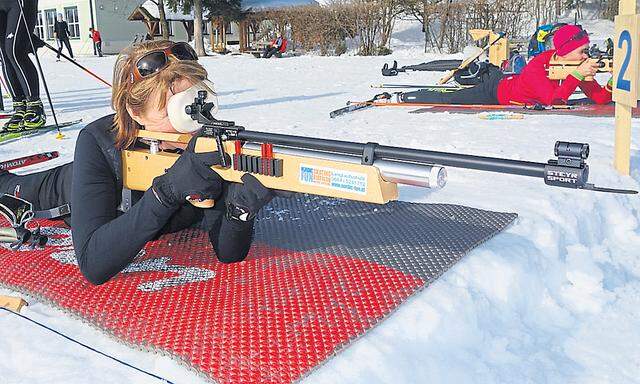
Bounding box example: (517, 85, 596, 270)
(553, 25, 590, 56)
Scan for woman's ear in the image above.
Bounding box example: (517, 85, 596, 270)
(126, 104, 145, 126)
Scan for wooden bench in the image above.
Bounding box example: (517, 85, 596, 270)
(245, 41, 269, 58)
(246, 40, 288, 58)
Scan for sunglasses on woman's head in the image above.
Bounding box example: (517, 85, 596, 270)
(556, 29, 589, 52)
(130, 42, 198, 83)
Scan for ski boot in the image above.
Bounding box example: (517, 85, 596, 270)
(2, 99, 26, 133)
(22, 98, 46, 130)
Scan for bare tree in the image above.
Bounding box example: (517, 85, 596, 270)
(378, 0, 404, 49)
(166, 0, 206, 55)
(400, 0, 535, 53)
(193, 0, 205, 55)
(149, 0, 170, 39)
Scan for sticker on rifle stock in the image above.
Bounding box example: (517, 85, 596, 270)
(299, 164, 367, 194)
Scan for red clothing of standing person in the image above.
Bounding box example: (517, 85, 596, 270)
(89, 27, 103, 57)
(90, 29, 101, 43)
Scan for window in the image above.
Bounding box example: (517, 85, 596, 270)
(225, 21, 231, 35)
(64, 7, 80, 38)
(35, 11, 45, 40)
(156, 21, 173, 36)
(202, 21, 210, 35)
(44, 9, 56, 40)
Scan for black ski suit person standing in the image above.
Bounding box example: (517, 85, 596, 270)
(0, 0, 46, 131)
(0, 40, 283, 285)
(54, 13, 74, 61)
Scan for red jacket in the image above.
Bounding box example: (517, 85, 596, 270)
(497, 50, 612, 105)
(90, 30, 102, 43)
(270, 37, 287, 53)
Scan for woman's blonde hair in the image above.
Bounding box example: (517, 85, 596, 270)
(111, 40, 208, 149)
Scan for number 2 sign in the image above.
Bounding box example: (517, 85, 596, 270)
(613, 15, 640, 107)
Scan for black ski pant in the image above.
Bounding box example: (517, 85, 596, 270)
(0, 163, 73, 223)
(262, 46, 279, 58)
(56, 37, 74, 59)
(94, 41, 102, 57)
(0, 0, 39, 100)
(401, 67, 504, 105)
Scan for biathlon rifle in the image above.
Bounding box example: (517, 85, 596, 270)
(120, 91, 637, 207)
(548, 40, 614, 81)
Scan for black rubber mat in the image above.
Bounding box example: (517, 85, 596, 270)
(256, 195, 518, 281)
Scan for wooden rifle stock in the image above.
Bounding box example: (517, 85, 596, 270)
(122, 130, 443, 205)
(547, 58, 613, 81)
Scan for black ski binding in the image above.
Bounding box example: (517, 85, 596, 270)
(382, 61, 401, 76)
(0, 194, 48, 249)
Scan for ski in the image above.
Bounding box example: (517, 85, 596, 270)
(330, 93, 521, 118)
(329, 93, 392, 118)
(0, 151, 59, 171)
(332, 93, 639, 118)
(0, 119, 82, 145)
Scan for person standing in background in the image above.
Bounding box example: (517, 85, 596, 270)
(0, 0, 46, 131)
(54, 13, 74, 61)
(89, 27, 103, 57)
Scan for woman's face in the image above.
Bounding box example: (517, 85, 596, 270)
(129, 77, 193, 133)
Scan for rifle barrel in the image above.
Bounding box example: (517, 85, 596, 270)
(236, 130, 547, 179)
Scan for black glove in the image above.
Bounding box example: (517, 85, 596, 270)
(226, 174, 276, 222)
(151, 134, 225, 208)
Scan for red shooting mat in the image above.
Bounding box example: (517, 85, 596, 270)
(0, 197, 517, 383)
(409, 102, 640, 117)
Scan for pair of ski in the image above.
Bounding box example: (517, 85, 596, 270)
(330, 93, 521, 118)
(0, 119, 82, 145)
(329, 93, 639, 118)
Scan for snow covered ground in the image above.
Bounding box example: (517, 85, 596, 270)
(1, 21, 639, 384)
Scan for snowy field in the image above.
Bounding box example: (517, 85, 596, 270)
(1, 20, 640, 384)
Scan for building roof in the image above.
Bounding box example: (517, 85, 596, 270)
(242, 0, 318, 11)
(131, 1, 195, 21)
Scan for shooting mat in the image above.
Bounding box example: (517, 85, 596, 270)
(409, 102, 640, 117)
(0, 195, 517, 383)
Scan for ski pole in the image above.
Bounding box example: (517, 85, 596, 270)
(15, 0, 63, 139)
(32, 35, 112, 88)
